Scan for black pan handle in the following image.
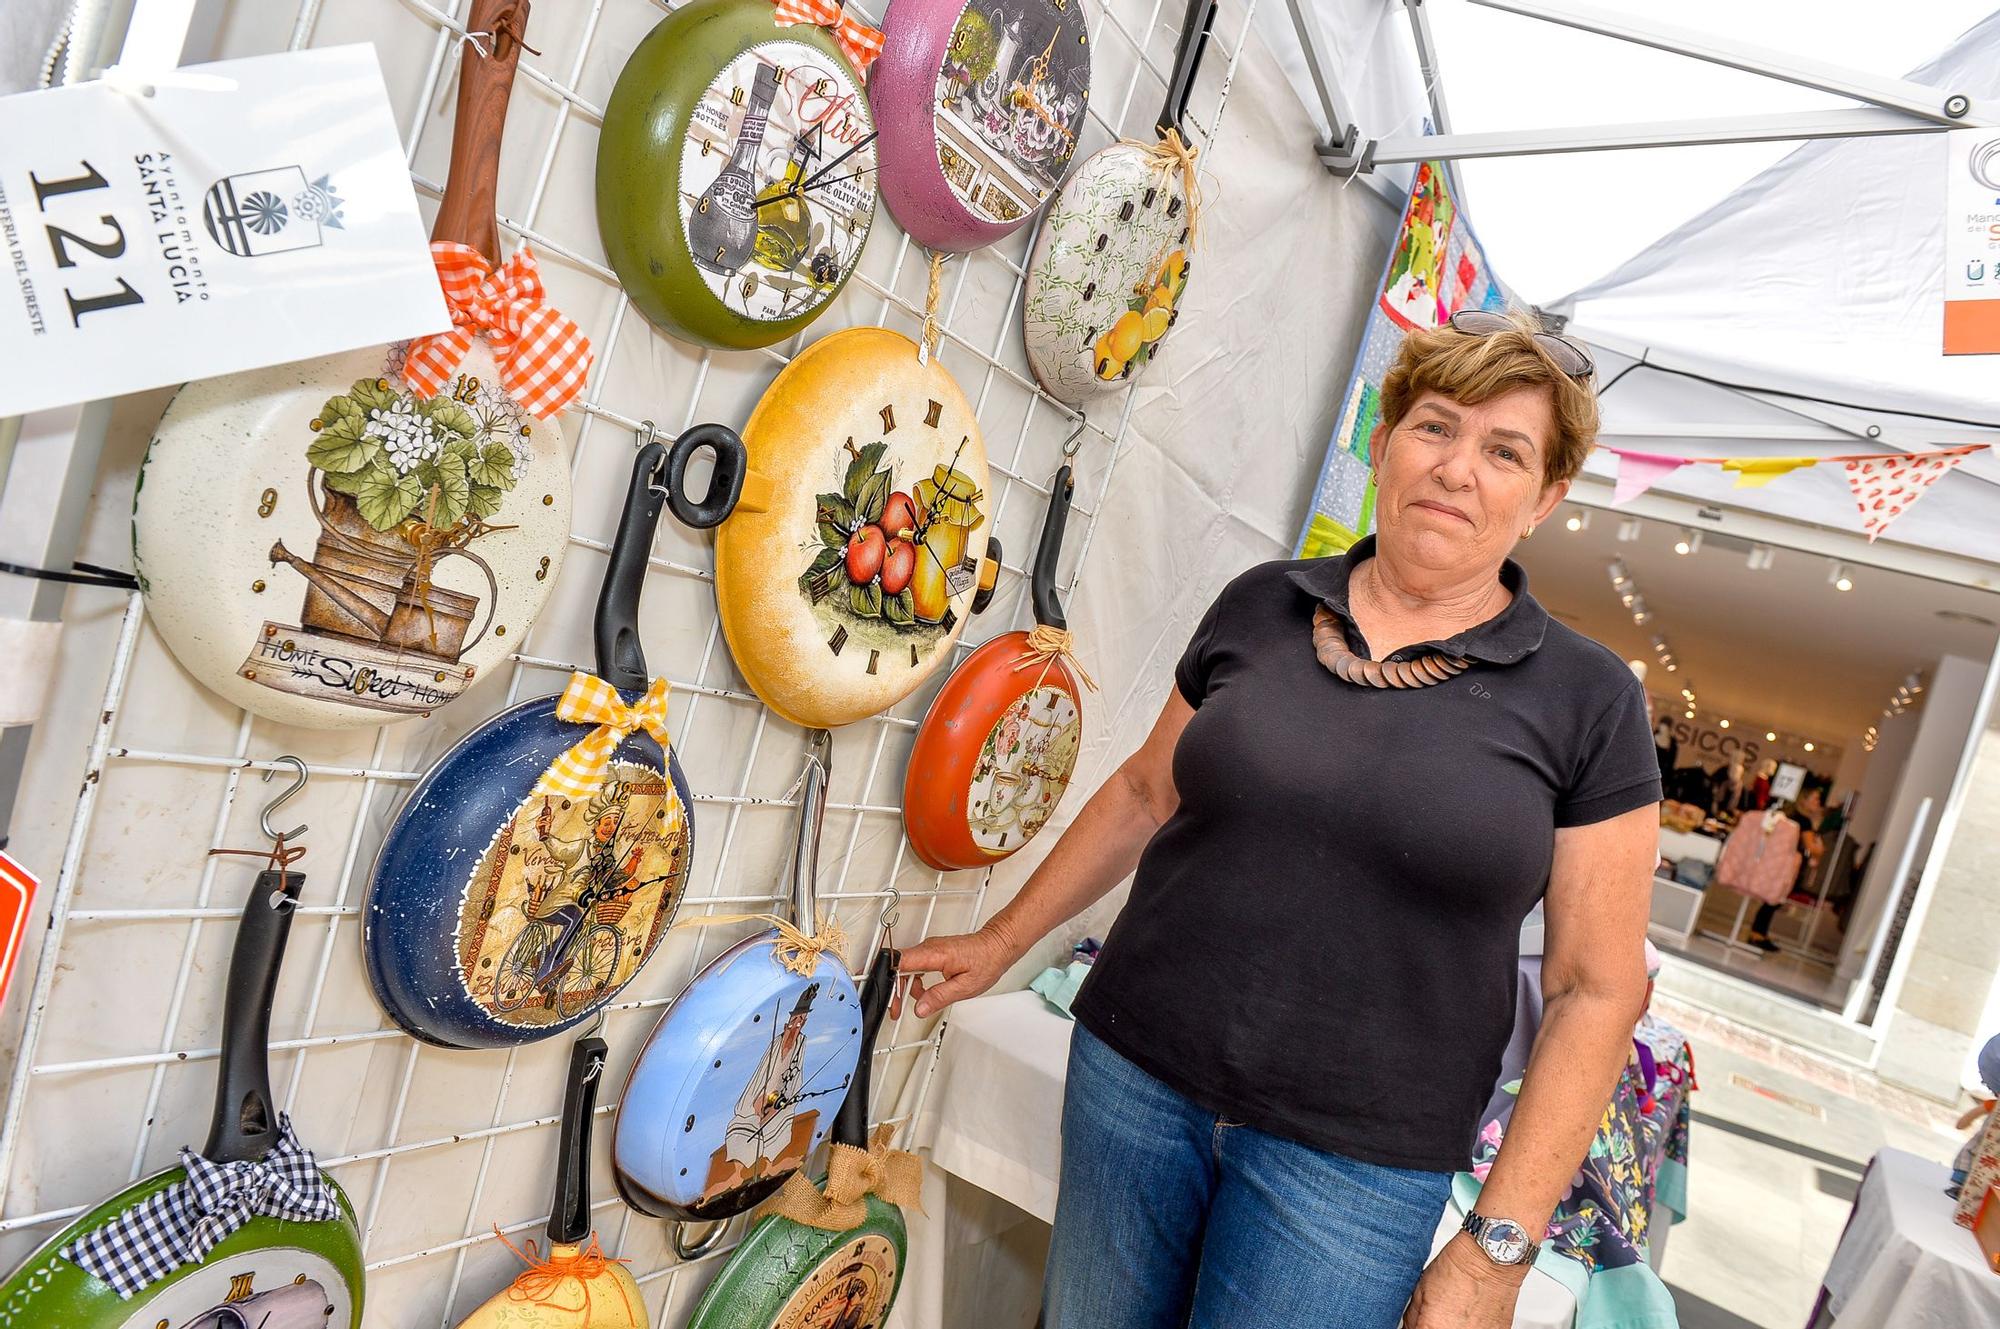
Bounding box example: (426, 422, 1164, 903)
(831, 947, 899, 1150)
(662, 423, 748, 530)
(203, 870, 302, 1163)
(594, 443, 672, 692)
(1157, 0, 1219, 137)
(1031, 467, 1074, 631)
(970, 536, 1002, 616)
(548, 1034, 609, 1247)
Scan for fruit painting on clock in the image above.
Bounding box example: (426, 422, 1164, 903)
(714, 327, 998, 729)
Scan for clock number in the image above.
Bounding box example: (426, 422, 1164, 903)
(879, 404, 896, 432)
(29, 160, 109, 208)
(732, 85, 746, 106)
(698, 197, 710, 213)
(815, 78, 831, 96)
(46, 214, 127, 269)
(701, 138, 715, 157)
(924, 399, 943, 428)
(715, 245, 728, 265)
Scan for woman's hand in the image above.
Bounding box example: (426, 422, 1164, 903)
(894, 926, 1021, 1019)
(1401, 1234, 1527, 1328)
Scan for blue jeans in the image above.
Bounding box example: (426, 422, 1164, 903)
(1045, 1023, 1452, 1329)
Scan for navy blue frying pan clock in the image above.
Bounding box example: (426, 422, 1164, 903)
(362, 426, 746, 1049)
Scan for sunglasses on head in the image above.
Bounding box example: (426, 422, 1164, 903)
(1447, 310, 1595, 380)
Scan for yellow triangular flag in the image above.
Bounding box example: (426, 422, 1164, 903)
(1721, 456, 1819, 488)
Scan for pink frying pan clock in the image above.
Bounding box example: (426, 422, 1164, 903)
(873, 0, 1093, 252)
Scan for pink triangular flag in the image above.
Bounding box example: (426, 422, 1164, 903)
(1611, 451, 1687, 505)
(1840, 445, 1982, 541)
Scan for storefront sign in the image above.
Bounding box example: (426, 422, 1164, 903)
(1944, 129, 2000, 354)
(0, 46, 447, 417)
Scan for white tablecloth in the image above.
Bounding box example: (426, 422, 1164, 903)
(1817, 1148, 2000, 1328)
(890, 989, 1578, 1329)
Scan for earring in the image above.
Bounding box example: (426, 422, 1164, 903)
(1523, 525, 1536, 539)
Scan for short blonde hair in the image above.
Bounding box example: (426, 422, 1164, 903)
(1378, 311, 1599, 486)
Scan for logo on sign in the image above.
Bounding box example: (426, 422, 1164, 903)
(202, 167, 344, 257)
(1969, 138, 2000, 194)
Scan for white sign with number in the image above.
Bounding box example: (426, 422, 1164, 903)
(0, 45, 447, 417)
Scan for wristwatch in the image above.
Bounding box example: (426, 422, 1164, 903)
(1461, 1210, 1540, 1267)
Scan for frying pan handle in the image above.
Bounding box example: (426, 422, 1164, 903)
(432, 0, 531, 265)
(672, 1221, 729, 1259)
(594, 442, 672, 692)
(547, 1034, 609, 1247)
(203, 870, 302, 1163)
(1156, 0, 1219, 138)
(790, 731, 833, 936)
(831, 947, 900, 1150)
(970, 537, 1002, 616)
(1031, 468, 1074, 631)
(662, 423, 748, 530)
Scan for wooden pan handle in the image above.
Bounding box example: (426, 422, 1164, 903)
(431, 0, 532, 264)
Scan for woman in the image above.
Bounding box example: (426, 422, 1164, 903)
(899, 310, 1661, 1328)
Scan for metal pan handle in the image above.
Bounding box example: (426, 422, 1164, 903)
(671, 1220, 729, 1259)
(661, 423, 748, 530)
(790, 730, 833, 936)
(547, 1034, 609, 1247)
(593, 442, 673, 692)
(830, 946, 900, 1150)
(1156, 0, 1219, 138)
(203, 869, 302, 1163)
(1031, 467, 1074, 631)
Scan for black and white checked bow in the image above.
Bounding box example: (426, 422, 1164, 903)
(61, 1115, 339, 1298)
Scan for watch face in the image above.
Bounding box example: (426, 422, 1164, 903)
(1482, 1219, 1530, 1263)
(679, 41, 877, 324)
(933, 0, 1089, 223)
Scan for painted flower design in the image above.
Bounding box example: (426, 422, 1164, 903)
(365, 399, 444, 472)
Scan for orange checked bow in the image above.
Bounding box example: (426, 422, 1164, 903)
(771, 0, 886, 74)
(403, 241, 592, 420)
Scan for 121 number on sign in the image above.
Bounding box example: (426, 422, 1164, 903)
(27, 160, 144, 327)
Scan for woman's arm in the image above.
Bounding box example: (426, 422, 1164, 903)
(1404, 802, 1657, 1328)
(895, 692, 1193, 1018)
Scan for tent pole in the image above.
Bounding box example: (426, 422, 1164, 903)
(1403, 0, 1452, 136)
(1284, 0, 1371, 175)
(1373, 106, 1949, 165)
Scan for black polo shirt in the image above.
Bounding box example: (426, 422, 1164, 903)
(1071, 538, 1662, 1172)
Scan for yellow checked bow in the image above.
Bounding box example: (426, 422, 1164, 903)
(533, 673, 673, 801)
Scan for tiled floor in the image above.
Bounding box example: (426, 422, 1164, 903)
(1660, 888, 1852, 1010)
(1654, 997, 1967, 1328)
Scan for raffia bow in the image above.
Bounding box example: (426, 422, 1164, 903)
(673, 912, 849, 978)
(404, 241, 593, 420)
(492, 1231, 633, 1316)
(756, 1125, 924, 1230)
(1012, 623, 1097, 692)
(532, 673, 676, 801)
(771, 0, 886, 73)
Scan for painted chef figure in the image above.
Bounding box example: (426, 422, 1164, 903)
(523, 786, 643, 982)
(705, 985, 821, 1199)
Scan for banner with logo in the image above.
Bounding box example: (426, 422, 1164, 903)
(0, 46, 446, 417)
(1945, 128, 2000, 355)
(1294, 160, 1509, 557)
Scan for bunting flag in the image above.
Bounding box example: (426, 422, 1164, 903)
(1721, 456, 1819, 488)
(1611, 452, 1687, 505)
(1841, 445, 1983, 542)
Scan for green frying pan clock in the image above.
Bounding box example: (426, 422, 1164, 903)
(598, 0, 880, 350)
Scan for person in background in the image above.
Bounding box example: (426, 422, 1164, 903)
(1746, 784, 1826, 953)
(1742, 757, 1777, 812)
(1653, 715, 1678, 782)
(898, 311, 1660, 1329)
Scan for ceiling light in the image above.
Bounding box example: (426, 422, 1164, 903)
(1665, 663, 1677, 672)
(1617, 518, 1643, 543)
(1673, 528, 1701, 556)
(1718, 719, 1730, 729)
(1829, 561, 1854, 591)
(1937, 608, 1998, 628)
(1746, 544, 1775, 571)
(1565, 510, 1588, 532)
(1766, 731, 1777, 741)
(1803, 741, 1815, 752)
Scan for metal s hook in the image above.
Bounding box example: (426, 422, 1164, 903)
(259, 756, 308, 844)
(1059, 413, 1087, 459)
(880, 886, 901, 950)
(671, 1219, 730, 1260)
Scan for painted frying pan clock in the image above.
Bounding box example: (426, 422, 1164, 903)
(715, 326, 1000, 729)
(1022, 0, 1215, 403)
(597, 0, 884, 351)
(134, 0, 587, 729)
(873, 0, 1092, 252)
(904, 465, 1086, 870)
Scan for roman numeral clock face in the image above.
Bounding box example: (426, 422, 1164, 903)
(716, 327, 992, 730)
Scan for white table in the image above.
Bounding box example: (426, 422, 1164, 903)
(889, 989, 1578, 1329)
(1811, 1148, 2000, 1328)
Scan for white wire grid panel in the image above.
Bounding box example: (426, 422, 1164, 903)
(0, 0, 1253, 1322)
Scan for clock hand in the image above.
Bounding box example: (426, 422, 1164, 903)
(799, 129, 880, 194)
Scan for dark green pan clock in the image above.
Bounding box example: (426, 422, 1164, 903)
(598, 0, 880, 350)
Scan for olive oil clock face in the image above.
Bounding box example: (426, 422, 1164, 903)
(598, 0, 879, 350)
(715, 328, 990, 729)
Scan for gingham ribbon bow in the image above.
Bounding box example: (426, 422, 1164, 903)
(771, 0, 886, 74)
(533, 673, 673, 801)
(403, 241, 593, 420)
(62, 1116, 339, 1299)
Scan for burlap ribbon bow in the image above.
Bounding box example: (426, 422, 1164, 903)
(757, 1126, 924, 1231)
(532, 673, 677, 802)
(403, 241, 593, 420)
(771, 0, 886, 73)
